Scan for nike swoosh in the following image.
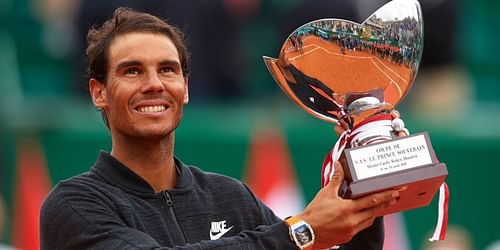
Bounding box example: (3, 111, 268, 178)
(210, 226, 234, 240)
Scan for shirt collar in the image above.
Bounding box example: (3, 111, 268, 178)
(91, 150, 192, 195)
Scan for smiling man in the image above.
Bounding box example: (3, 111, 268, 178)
(40, 7, 399, 250)
(89, 30, 188, 192)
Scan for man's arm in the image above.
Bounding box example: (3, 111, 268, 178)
(294, 161, 397, 249)
(243, 175, 386, 250)
(300, 111, 406, 249)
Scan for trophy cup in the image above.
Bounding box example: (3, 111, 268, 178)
(263, 0, 448, 216)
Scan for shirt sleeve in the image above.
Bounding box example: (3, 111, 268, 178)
(339, 217, 385, 250)
(40, 182, 297, 250)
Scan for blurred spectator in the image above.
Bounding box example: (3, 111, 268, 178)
(31, 0, 80, 60)
(2, 0, 78, 97)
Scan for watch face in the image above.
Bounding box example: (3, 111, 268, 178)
(291, 221, 314, 248)
(295, 224, 313, 245)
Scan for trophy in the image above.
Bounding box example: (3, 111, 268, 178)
(263, 0, 448, 216)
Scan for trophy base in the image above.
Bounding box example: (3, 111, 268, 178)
(341, 163, 448, 216)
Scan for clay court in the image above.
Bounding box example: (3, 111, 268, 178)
(284, 35, 413, 104)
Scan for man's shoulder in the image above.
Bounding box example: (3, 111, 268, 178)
(49, 171, 102, 193)
(42, 171, 111, 211)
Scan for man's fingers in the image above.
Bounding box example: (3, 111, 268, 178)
(334, 120, 350, 136)
(355, 190, 399, 211)
(390, 110, 410, 136)
(348, 198, 397, 235)
(334, 123, 344, 136)
(353, 215, 378, 234)
(390, 109, 400, 119)
(325, 161, 345, 196)
(396, 130, 408, 137)
(359, 197, 395, 219)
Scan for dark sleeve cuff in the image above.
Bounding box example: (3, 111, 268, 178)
(340, 216, 384, 250)
(269, 221, 298, 250)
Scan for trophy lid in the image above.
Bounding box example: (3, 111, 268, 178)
(264, 0, 423, 124)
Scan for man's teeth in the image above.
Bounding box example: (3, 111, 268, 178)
(137, 105, 166, 113)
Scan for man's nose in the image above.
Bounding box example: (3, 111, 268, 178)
(141, 72, 165, 93)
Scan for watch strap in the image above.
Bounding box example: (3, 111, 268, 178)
(285, 216, 302, 227)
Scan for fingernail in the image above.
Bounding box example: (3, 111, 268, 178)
(392, 191, 400, 198)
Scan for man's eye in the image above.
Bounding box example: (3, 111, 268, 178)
(125, 68, 141, 75)
(160, 67, 174, 74)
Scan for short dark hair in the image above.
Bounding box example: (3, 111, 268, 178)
(86, 7, 190, 128)
(86, 7, 191, 83)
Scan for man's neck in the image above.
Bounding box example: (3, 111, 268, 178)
(110, 132, 177, 193)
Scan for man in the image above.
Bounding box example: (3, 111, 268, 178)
(40, 7, 399, 249)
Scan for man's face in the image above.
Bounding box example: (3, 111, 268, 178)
(90, 32, 188, 140)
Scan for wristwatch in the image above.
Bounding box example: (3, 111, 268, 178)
(285, 216, 315, 250)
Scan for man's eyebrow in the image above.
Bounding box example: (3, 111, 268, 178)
(115, 59, 181, 71)
(159, 60, 181, 67)
(116, 60, 142, 71)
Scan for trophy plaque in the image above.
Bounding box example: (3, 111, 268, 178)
(263, 0, 448, 216)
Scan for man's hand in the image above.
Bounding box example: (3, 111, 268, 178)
(296, 161, 399, 249)
(389, 110, 409, 137)
(293, 109, 406, 248)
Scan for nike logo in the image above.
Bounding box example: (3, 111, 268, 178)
(209, 220, 234, 240)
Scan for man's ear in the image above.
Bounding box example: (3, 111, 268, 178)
(183, 77, 189, 104)
(89, 78, 107, 109)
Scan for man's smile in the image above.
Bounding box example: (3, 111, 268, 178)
(136, 105, 167, 113)
(131, 98, 172, 115)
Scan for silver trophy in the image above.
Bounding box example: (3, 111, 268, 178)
(264, 0, 447, 215)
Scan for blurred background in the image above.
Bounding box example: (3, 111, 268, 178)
(1, 0, 499, 249)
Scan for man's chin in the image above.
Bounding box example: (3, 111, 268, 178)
(111, 122, 179, 141)
(138, 129, 174, 140)
(120, 128, 174, 142)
